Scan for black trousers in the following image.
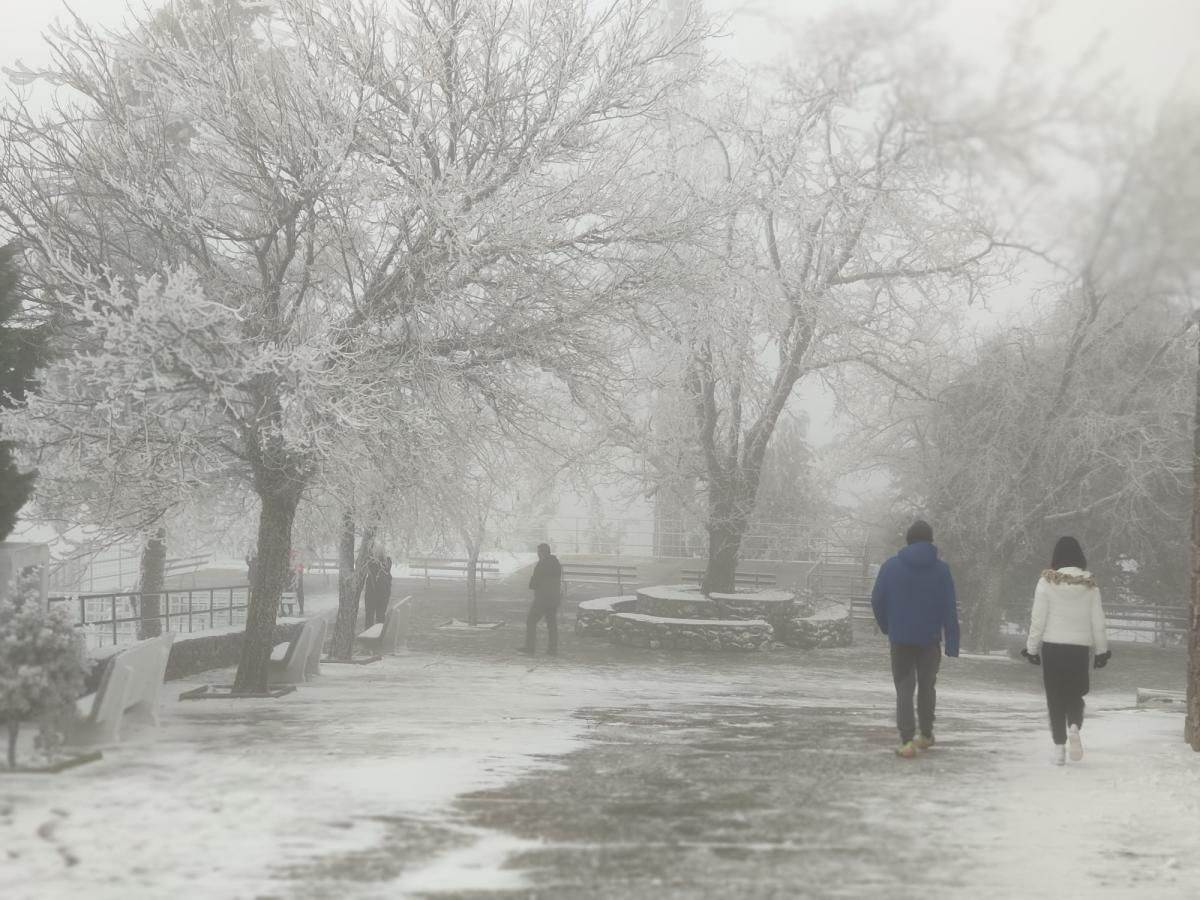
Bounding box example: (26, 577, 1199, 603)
(525, 595, 560, 654)
(890, 640, 941, 743)
(1041, 642, 1089, 745)
(364, 592, 388, 629)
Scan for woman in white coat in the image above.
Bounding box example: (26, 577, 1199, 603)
(1022, 536, 1110, 765)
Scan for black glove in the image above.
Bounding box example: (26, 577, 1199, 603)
(1021, 649, 1041, 666)
(1093, 650, 1111, 669)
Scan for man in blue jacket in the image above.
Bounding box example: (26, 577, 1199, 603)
(871, 520, 960, 758)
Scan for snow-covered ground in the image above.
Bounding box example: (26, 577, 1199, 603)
(1, 638, 1197, 899)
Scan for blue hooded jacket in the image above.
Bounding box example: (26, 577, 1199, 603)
(871, 542, 960, 657)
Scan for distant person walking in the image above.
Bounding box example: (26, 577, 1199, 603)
(871, 520, 960, 758)
(1022, 536, 1110, 766)
(363, 548, 393, 629)
(522, 543, 562, 656)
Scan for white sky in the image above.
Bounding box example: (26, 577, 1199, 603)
(2, 1, 1197, 102)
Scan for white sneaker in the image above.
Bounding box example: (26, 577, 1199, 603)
(1052, 744, 1066, 766)
(1068, 725, 1083, 761)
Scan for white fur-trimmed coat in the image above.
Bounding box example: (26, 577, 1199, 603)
(1026, 567, 1109, 655)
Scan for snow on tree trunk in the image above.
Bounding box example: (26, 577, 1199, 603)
(137, 528, 166, 640)
(232, 486, 300, 694)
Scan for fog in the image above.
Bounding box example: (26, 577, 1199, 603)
(1, 2, 1198, 897)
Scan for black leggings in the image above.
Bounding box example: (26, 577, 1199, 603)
(1041, 642, 1090, 745)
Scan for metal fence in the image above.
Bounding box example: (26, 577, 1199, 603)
(48, 585, 251, 649)
(47, 547, 214, 595)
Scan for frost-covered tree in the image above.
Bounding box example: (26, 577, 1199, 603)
(604, 9, 1007, 594)
(0, 0, 706, 690)
(880, 98, 1199, 651)
(0, 575, 88, 768)
(0, 241, 40, 541)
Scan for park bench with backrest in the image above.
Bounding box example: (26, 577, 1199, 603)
(68, 655, 134, 745)
(304, 618, 327, 679)
(409, 557, 499, 589)
(560, 562, 639, 596)
(268, 618, 322, 685)
(115, 632, 175, 725)
(357, 595, 412, 655)
(66, 632, 174, 744)
(679, 568, 778, 591)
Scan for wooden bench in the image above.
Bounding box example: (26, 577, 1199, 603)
(68, 655, 134, 745)
(680, 568, 777, 590)
(268, 618, 322, 685)
(410, 557, 499, 589)
(561, 562, 638, 595)
(357, 595, 412, 655)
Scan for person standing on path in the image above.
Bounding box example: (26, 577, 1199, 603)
(363, 547, 393, 629)
(1021, 536, 1110, 766)
(871, 520, 960, 758)
(522, 543, 562, 656)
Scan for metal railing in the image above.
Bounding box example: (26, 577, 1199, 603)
(48, 585, 251, 648)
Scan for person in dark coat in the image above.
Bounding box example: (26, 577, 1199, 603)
(871, 520, 960, 758)
(363, 549, 393, 629)
(522, 543, 562, 656)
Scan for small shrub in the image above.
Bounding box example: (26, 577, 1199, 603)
(0, 572, 88, 768)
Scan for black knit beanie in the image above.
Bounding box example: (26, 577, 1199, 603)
(905, 520, 934, 545)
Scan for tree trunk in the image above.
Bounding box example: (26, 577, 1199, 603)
(232, 483, 300, 693)
(465, 540, 479, 627)
(702, 517, 745, 597)
(1187, 339, 1200, 749)
(330, 515, 375, 660)
(701, 474, 755, 596)
(6, 719, 17, 769)
(137, 528, 166, 639)
(964, 559, 1006, 652)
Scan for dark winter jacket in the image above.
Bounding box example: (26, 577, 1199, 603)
(870, 542, 960, 657)
(364, 556, 392, 602)
(528, 554, 563, 603)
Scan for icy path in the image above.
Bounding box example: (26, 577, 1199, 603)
(1, 641, 1197, 899)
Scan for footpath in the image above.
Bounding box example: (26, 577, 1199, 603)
(1, 584, 1196, 900)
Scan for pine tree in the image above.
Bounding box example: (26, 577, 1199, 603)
(0, 242, 40, 541)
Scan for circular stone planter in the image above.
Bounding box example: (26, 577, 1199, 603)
(575, 596, 637, 637)
(636, 584, 796, 632)
(785, 601, 854, 649)
(609, 612, 773, 651)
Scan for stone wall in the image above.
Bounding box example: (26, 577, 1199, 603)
(609, 612, 773, 652)
(575, 596, 636, 637)
(783, 604, 853, 649)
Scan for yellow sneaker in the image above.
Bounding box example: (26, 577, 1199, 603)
(895, 741, 916, 758)
(914, 733, 935, 751)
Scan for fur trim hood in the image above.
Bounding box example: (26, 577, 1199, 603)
(1040, 567, 1097, 589)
